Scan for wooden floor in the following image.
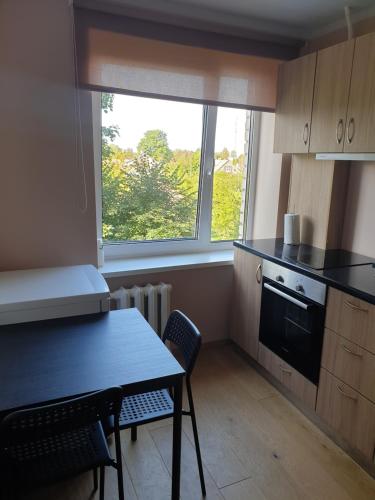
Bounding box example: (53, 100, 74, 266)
(21, 344, 375, 500)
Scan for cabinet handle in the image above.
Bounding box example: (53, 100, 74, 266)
(255, 264, 262, 284)
(336, 384, 358, 401)
(302, 122, 309, 145)
(280, 365, 292, 375)
(347, 117, 355, 144)
(344, 300, 368, 314)
(341, 343, 363, 358)
(336, 119, 344, 144)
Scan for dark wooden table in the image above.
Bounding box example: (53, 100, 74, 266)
(0, 308, 185, 499)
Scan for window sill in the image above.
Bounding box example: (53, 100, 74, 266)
(100, 250, 234, 278)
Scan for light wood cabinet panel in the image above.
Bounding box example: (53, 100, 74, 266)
(309, 40, 354, 153)
(345, 32, 375, 152)
(258, 343, 317, 410)
(326, 288, 375, 354)
(230, 249, 262, 359)
(274, 53, 317, 153)
(317, 368, 375, 461)
(322, 328, 375, 403)
(288, 155, 349, 249)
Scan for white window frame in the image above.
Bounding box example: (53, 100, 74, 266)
(92, 92, 259, 259)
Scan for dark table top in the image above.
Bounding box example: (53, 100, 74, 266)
(0, 309, 184, 416)
(234, 238, 375, 304)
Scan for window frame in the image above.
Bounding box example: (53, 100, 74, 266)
(92, 92, 258, 259)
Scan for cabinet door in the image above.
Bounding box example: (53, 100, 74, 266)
(322, 328, 375, 404)
(274, 53, 317, 153)
(309, 40, 354, 153)
(317, 368, 375, 461)
(345, 32, 375, 152)
(326, 288, 375, 354)
(258, 343, 317, 410)
(230, 249, 262, 359)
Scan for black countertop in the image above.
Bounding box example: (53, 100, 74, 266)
(234, 238, 375, 305)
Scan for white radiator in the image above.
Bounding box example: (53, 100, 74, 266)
(110, 283, 172, 336)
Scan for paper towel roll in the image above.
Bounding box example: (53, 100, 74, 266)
(284, 213, 300, 245)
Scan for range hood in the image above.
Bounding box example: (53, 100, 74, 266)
(316, 153, 375, 161)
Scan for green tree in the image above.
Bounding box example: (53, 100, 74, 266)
(137, 130, 172, 164)
(101, 93, 119, 160)
(211, 171, 243, 241)
(103, 152, 195, 241)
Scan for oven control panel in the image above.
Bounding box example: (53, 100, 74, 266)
(262, 260, 327, 305)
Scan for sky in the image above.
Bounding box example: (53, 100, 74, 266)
(102, 93, 248, 155)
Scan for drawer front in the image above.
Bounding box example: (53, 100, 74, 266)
(322, 328, 375, 403)
(258, 343, 317, 410)
(317, 368, 375, 460)
(326, 288, 375, 354)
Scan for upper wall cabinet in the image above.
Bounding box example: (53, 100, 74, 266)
(345, 32, 375, 153)
(274, 31, 375, 153)
(274, 53, 317, 154)
(309, 40, 355, 153)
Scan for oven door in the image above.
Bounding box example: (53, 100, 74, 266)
(259, 278, 325, 384)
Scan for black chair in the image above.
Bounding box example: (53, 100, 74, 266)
(119, 310, 206, 496)
(0, 387, 124, 500)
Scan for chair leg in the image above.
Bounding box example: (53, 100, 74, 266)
(93, 468, 98, 491)
(99, 466, 105, 500)
(131, 426, 137, 442)
(114, 421, 125, 500)
(186, 379, 206, 497)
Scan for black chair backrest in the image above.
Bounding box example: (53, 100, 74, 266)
(0, 387, 122, 448)
(162, 310, 202, 376)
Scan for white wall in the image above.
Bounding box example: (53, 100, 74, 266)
(0, 0, 97, 271)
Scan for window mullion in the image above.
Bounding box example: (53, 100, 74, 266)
(198, 105, 217, 245)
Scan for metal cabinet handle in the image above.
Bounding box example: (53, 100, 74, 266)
(280, 365, 292, 375)
(337, 385, 358, 401)
(302, 122, 309, 145)
(347, 117, 355, 144)
(341, 343, 363, 358)
(336, 118, 344, 144)
(344, 300, 368, 314)
(255, 264, 262, 284)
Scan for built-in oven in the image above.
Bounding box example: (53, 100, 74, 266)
(259, 260, 327, 384)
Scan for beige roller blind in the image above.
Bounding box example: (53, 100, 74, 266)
(75, 9, 281, 111)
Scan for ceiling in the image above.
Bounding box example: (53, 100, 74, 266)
(75, 0, 375, 43)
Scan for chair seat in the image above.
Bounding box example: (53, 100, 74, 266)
(120, 389, 174, 428)
(2, 421, 112, 487)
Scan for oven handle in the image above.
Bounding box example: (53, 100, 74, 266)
(264, 283, 310, 310)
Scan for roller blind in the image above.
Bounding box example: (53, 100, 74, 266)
(75, 9, 282, 111)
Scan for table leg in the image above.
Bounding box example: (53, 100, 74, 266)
(171, 376, 183, 499)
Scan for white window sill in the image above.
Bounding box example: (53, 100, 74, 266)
(100, 250, 234, 278)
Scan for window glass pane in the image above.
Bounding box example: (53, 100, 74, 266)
(101, 93, 203, 242)
(211, 107, 251, 241)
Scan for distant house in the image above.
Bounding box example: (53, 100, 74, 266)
(214, 159, 241, 174)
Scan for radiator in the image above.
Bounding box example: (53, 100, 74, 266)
(110, 283, 172, 336)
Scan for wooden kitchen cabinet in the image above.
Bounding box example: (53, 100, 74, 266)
(258, 343, 317, 410)
(345, 32, 375, 152)
(322, 328, 375, 403)
(274, 52, 316, 153)
(326, 288, 375, 354)
(288, 155, 349, 249)
(230, 248, 262, 359)
(317, 368, 375, 461)
(309, 40, 355, 153)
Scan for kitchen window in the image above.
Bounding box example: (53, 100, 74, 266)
(94, 92, 257, 259)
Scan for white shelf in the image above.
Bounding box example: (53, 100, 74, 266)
(100, 250, 234, 278)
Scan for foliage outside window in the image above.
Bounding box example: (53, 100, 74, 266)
(101, 93, 252, 250)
